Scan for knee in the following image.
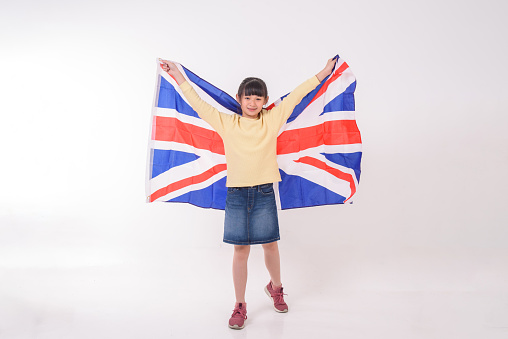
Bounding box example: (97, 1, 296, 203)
(234, 245, 250, 260)
(262, 241, 278, 253)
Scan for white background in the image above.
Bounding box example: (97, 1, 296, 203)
(1, 0, 507, 338)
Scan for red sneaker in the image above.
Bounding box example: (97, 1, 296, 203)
(228, 302, 247, 329)
(264, 281, 288, 313)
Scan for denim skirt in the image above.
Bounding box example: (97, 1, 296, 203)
(223, 183, 280, 245)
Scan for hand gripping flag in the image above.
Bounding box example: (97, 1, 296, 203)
(146, 55, 361, 209)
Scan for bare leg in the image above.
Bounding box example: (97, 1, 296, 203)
(232, 245, 250, 303)
(262, 241, 281, 287)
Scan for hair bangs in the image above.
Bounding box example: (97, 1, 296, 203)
(237, 77, 268, 99)
(242, 81, 266, 97)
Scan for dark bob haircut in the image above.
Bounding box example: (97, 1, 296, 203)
(237, 77, 268, 99)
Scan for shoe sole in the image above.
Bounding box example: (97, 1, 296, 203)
(228, 324, 245, 330)
(264, 286, 288, 313)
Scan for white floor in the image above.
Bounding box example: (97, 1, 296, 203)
(2, 246, 507, 339)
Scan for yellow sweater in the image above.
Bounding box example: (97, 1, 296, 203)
(179, 76, 320, 187)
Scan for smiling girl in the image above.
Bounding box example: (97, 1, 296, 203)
(160, 57, 336, 329)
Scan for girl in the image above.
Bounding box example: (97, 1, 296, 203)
(161, 57, 336, 329)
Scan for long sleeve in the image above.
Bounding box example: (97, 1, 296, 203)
(268, 76, 321, 129)
(179, 81, 234, 136)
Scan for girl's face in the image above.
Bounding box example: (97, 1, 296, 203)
(236, 93, 269, 119)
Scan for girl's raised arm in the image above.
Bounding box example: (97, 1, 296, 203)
(160, 60, 187, 85)
(315, 57, 337, 82)
(159, 59, 232, 136)
(268, 57, 337, 128)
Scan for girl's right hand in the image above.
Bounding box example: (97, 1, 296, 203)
(160, 59, 186, 85)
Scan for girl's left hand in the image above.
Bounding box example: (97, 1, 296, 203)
(316, 57, 337, 82)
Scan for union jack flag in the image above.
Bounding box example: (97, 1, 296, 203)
(146, 55, 361, 209)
